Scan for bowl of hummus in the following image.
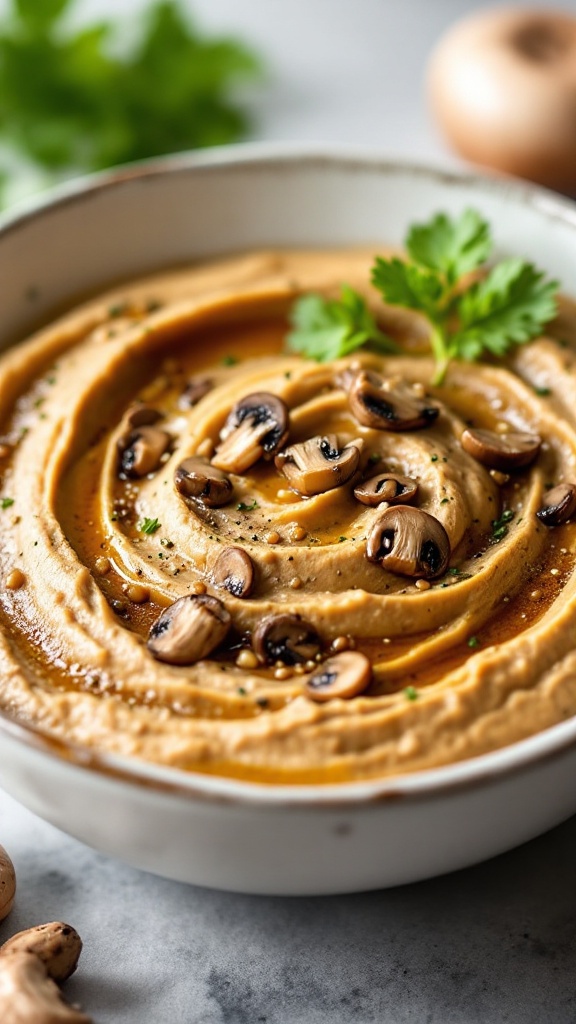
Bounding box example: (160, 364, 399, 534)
(1, 145, 576, 895)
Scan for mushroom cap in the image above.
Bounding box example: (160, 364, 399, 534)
(174, 456, 233, 508)
(0, 845, 15, 924)
(536, 482, 576, 526)
(124, 404, 162, 429)
(253, 613, 321, 665)
(366, 505, 451, 579)
(306, 651, 373, 702)
(349, 371, 439, 431)
(179, 377, 213, 408)
(0, 922, 82, 983)
(275, 434, 363, 496)
(148, 594, 231, 665)
(461, 427, 541, 471)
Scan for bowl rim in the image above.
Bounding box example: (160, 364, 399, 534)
(2, 141, 576, 809)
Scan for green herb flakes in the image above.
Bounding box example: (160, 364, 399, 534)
(138, 516, 161, 535)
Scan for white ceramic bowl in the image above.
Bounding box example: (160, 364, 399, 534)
(1, 145, 576, 896)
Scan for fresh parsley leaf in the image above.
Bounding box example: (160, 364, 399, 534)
(14, 0, 69, 31)
(0, 0, 262, 198)
(406, 208, 491, 285)
(138, 516, 161, 535)
(371, 209, 558, 383)
(286, 284, 398, 362)
(452, 260, 559, 360)
(371, 258, 444, 318)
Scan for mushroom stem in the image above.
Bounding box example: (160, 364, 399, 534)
(0, 951, 92, 1024)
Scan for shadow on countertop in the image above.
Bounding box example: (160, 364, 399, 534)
(3, 808, 576, 1024)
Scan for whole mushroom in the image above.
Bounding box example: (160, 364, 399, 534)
(0, 921, 90, 1024)
(0, 845, 15, 923)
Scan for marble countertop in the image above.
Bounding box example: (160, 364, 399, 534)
(2, 1, 576, 1021)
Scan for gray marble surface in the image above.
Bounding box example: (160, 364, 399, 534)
(2, 1, 576, 1021)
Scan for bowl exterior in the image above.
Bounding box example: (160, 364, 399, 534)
(2, 719, 576, 895)
(1, 145, 576, 893)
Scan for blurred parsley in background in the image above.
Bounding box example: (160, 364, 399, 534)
(0, 0, 263, 204)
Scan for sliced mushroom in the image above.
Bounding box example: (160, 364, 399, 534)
(148, 594, 231, 665)
(179, 377, 213, 408)
(118, 425, 171, 478)
(349, 371, 439, 431)
(461, 427, 541, 471)
(366, 505, 450, 578)
(124, 404, 162, 429)
(305, 651, 372, 702)
(212, 392, 289, 474)
(275, 435, 363, 496)
(536, 482, 576, 526)
(354, 472, 418, 507)
(212, 546, 254, 598)
(253, 613, 321, 665)
(174, 456, 233, 507)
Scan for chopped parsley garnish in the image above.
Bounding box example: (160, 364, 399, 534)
(237, 499, 258, 512)
(288, 209, 558, 384)
(222, 354, 239, 366)
(404, 686, 419, 701)
(467, 636, 480, 648)
(1, 497, 14, 509)
(138, 516, 161, 535)
(491, 508, 514, 542)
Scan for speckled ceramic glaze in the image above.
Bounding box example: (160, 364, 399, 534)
(1, 146, 576, 895)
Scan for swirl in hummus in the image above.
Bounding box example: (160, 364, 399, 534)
(0, 249, 575, 784)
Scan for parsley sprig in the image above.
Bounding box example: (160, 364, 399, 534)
(0, 0, 262, 203)
(286, 284, 399, 362)
(288, 209, 558, 384)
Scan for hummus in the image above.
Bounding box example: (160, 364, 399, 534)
(0, 248, 575, 784)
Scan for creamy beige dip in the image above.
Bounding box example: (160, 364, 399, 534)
(0, 249, 575, 783)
